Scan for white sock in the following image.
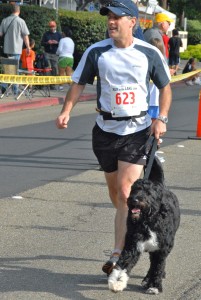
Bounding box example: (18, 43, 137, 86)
(112, 248, 121, 256)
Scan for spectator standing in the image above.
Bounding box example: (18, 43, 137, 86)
(41, 20, 62, 89)
(168, 29, 183, 75)
(56, 0, 172, 275)
(144, 12, 173, 59)
(56, 28, 75, 90)
(162, 33, 170, 60)
(0, 4, 30, 95)
(0, 4, 30, 57)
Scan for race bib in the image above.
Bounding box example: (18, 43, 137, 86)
(110, 84, 143, 117)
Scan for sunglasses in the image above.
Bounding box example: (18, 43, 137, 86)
(105, 1, 133, 16)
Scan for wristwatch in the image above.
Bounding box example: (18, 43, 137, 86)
(157, 115, 168, 124)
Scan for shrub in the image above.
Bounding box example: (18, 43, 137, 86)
(0, 4, 57, 56)
(0, 5, 107, 68)
(180, 51, 191, 60)
(59, 9, 107, 68)
(187, 20, 201, 32)
(187, 19, 201, 45)
(188, 33, 201, 45)
(180, 44, 201, 61)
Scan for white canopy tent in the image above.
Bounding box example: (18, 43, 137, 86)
(138, 1, 176, 31)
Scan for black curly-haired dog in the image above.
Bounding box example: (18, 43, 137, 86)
(108, 156, 180, 294)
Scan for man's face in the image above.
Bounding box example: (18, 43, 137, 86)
(107, 12, 136, 40)
(160, 21, 170, 33)
(49, 25, 56, 32)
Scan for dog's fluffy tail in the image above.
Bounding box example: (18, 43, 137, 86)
(148, 156, 164, 185)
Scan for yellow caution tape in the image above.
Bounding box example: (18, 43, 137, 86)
(170, 69, 201, 83)
(0, 74, 72, 85)
(0, 69, 200, 85)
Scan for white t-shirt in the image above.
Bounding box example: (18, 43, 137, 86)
(72, 38, 170, 135)
(56, 37, 74, 58)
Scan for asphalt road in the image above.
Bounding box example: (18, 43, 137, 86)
(165, 82, 201, 144)
(0, 82, 200, 198)
(0, 102, 98, 198)
(0, 82, 201, 299)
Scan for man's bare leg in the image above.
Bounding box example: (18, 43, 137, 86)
(102, 161, 144, 274)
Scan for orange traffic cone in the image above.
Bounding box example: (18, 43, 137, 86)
(188, 89, 201, 140)
(196, 90, 201, 137)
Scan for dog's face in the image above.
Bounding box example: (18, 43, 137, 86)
(127, 179, 163, 223)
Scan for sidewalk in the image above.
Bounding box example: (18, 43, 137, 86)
(0, 83, 97, 113)
(0, 59, 200, 114)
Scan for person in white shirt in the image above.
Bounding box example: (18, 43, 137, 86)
(56, 0, 172, 275)
(56, 28, 75, 90)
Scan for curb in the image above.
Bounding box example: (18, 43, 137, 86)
(0, 93, 97, 113)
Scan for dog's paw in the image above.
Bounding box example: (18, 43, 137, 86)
(145, 287, 159, 295)
(109, 280, 127, 292)
(108, 268, 129, 292)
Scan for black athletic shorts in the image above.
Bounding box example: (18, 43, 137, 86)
(169, 54, 180, 66)
(92, 123, 151, 173)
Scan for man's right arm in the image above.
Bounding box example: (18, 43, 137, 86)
(23, 35, 30, 54)
(56, 83, 85, 129)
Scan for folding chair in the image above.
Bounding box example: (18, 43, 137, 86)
(17, 56, 35, 100)
(17, 56, 50, 100)
(18, 56, 52, 98)
(32, 67, 52, 97)
(0, 57, 19, 99)
(32, 53, 52, 97)
(0, 56, 52, 100)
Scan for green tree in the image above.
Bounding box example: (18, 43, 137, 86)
(158, 0, 168, 9)
(169, 0, 201, 22)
